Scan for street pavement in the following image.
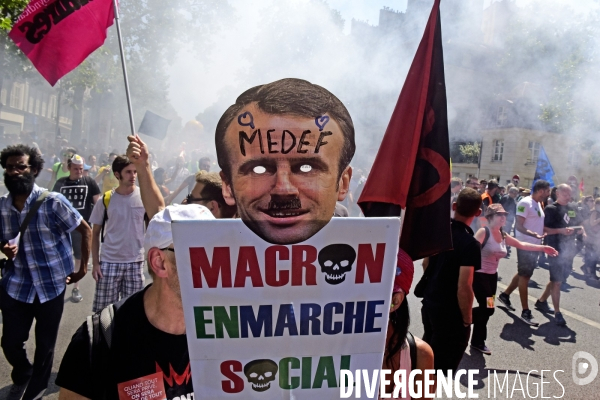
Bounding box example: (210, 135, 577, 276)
(1, 255, 599, 399)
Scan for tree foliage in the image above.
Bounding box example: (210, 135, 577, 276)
(2, 0, 233, 144)
(458, 142, 481, 164)
(499, 2, 600, 135)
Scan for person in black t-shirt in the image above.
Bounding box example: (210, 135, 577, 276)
(57, 204, 214, 400)
(420, 188, 482, 373)
(52, 154, 101, 302)
(536, 184, 584, 326)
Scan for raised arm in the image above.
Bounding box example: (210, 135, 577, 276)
(164, 177, 191, 205)
(126, 135, 165, 220)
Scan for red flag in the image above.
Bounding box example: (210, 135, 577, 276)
(9, 0, 115, 86)
(358, 0, 452, 260)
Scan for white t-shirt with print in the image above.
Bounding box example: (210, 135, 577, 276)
(515, 196, 545, 245)
(89, 187, 145, 263)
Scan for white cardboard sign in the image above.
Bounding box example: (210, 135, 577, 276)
(172, 218, 400, 399)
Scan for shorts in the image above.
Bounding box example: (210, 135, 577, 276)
(71, 229, 82, 260)
(549, 246, 576, 283)
(517, 249, 539, 278)
(93, 261, 145, 312)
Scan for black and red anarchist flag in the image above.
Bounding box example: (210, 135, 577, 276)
(358, 0, 452, 260)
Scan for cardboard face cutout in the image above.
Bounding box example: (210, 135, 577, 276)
(218, 81, 354, 245)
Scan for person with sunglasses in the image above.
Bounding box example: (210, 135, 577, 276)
(0, 144, 91, 400)
(182, 172, 237, 218)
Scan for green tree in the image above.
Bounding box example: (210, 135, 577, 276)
(0, 0, 35, 102)
(499, 2, 600, 135)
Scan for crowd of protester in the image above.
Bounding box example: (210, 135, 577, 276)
(0, 124, 599, 397)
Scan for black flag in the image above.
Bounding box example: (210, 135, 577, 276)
(358, 0, 452, 260)
(138, 110, 171, 140)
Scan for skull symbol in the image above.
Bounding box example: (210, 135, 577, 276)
(318, 244, 357, 285)
(244, 359, 278, 392)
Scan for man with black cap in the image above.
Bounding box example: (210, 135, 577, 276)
(481, 179, 499, 210)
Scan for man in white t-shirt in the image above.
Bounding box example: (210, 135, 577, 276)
(88, 155, 145, 312)
(498, 180, 551, 326)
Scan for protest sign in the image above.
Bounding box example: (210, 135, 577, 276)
(172, 217, 400, 399)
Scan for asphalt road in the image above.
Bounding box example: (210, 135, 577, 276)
(1, 255, 599, 399)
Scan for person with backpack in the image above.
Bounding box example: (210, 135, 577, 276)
(88, 155, 145, 313)
(471, 204, 557, 355)
(56, 204, 213, 400)
(0, 144, 91, 400)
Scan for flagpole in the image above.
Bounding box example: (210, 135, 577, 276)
(477, 138, 483, 179)
(112, 0, 136, 136)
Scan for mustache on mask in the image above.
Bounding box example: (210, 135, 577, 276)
(268, 196, 302, 210)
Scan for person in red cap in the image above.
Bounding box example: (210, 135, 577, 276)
(471, 204, 557, 354)
(381, 249, 434, 398)
(512, 175, 520, 186)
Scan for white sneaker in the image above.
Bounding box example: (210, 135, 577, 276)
(72, 288, 83, 303)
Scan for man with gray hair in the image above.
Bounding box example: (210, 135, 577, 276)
(57, 204, 213, 399)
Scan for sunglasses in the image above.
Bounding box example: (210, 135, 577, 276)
(185, 194, 210, 204)
(5, 164, 31, 172)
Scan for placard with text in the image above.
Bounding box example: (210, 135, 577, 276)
(172, 218, 400, 399)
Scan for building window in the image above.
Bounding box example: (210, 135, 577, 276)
(528, 141, 540, 163)
(41, 102, 47, 117)
(48, 96, 57, 118)
(497, 106, 507, 126)
(0, 89, 6, 105)
(35, 99, 40, 115)
(492, 139, 504, 162)
(28, 97, 34, 113)
(10, 83, 24, 109)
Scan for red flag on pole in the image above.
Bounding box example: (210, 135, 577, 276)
(358, 0, 452, 260)
(9, 0, 115, 86)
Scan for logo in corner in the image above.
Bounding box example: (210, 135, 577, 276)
(572, 351, 598, 386)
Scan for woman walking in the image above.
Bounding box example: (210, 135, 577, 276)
(471, 204, 558, 355)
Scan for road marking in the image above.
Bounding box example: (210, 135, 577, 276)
(496, 282, 600, 330)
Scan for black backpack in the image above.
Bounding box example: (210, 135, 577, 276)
(86, 299, 126, 399)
